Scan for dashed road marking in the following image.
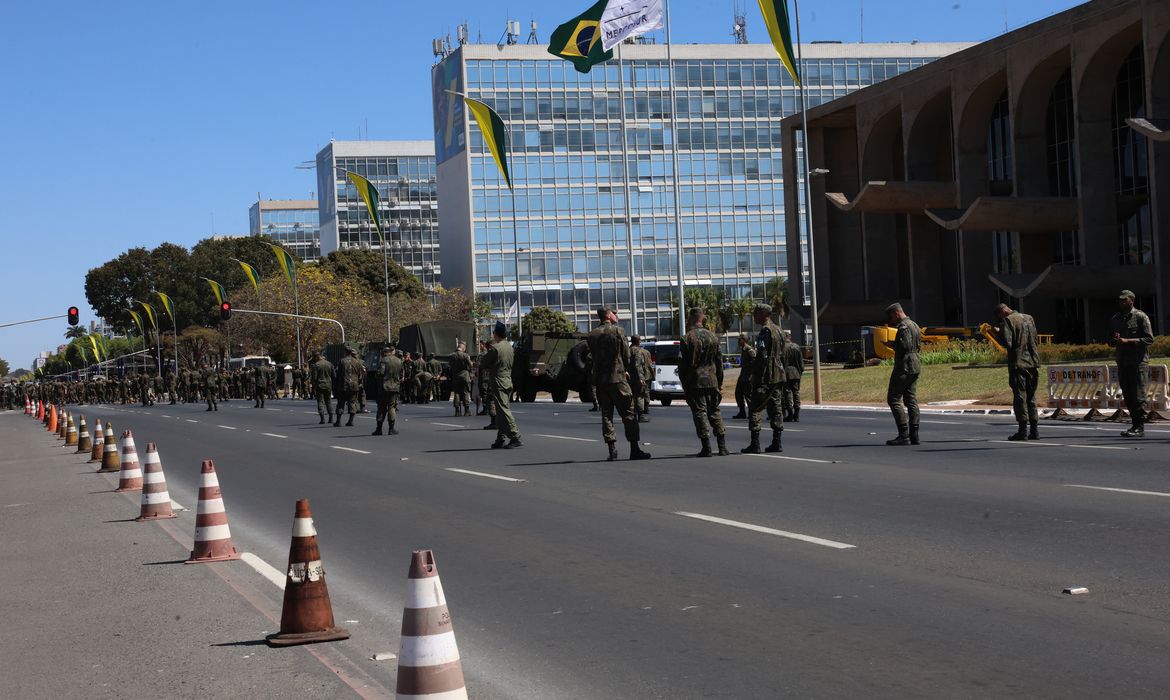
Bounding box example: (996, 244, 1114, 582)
(744, 453, 839, 465)
(674, 512, 855, 549)
(445, 468, 526, 483)
(725, 425, 805, 432)
(262, 433, 288, 439)
(241, 552, 286, 590)
(990, 440, 1131, 451)
(535, 434, 598, 442)
(217, 425, 237, 431)
(331, 446, 371, 455)
(1065, 484, 1170, 498)
(431, 422, 464, 428)
(186, 419, 199, 423)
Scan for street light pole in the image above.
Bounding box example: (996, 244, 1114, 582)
(793, 0, 824, 405)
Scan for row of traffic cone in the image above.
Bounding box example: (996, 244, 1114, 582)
(28, 404, 467, 698)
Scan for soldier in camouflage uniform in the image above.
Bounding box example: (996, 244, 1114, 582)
(1110, 290, 1155, 438)
(732, 334, 755, 420)
(680, 308, 728, 457)
(311, 353, 335, 425)
(742, 304, 786, 454)
(630, 336, 653, 423)
(449, 343, 473, 417)
(253, 364, 270, 408)
(481, 322, 522, 449)
(883, 302, 922, 446)
(587, 307, 649, 462)
(373, 343, 404, 436)
(782, 331, 804, 422)
(200, 362, 218, 412)
(336, 348, 363, 427)
(996, 303, 1040, 441)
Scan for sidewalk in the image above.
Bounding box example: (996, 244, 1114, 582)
(0, 412, 362, 699)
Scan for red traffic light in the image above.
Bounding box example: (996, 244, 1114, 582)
(67, 307, 79, 325)
(220, 301, 232, 320)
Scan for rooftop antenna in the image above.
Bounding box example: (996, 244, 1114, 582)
(432, 33, 452, 59)
(860, 0, 864, 43)
(456, 23, 470, 46)
(527, 18, 539, 45)
(731, 4, 748, 44)
(497, 17, 520, 50)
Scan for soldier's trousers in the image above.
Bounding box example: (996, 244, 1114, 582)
(336, 389, 358, 417)
(887, 372, 920, 430)
(358, 386, 367, 412)
(636, 384, 650, 416)
(376, 391, 398, 427)
(1008, 368, 1039, 425)
(597, 382, 639, 444)
(747, 383, 784, 435)
(782, 378, 801, 417)
(686, 388, 725, 440)
(315, 388, 334, 419)
(254, 390, 267, 408)
(1118, 363, 1150, 424)
(493, 386, 519, 441)
(452, 378, 470, 407)
(735, 380, 750, 416)
(206, 393, 217, 411)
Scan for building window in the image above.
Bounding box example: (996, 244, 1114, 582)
(1046, 68, 1079, 266)
(987, 89, 1017, 275)
(1111, 45, 1152, 267)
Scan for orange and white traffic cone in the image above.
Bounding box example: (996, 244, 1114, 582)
(98, 424, 120, 473)
(65, 415, 78, 447)
(186, 460, 240, 563)
(46, 405, 55, 431)
(89, 420, 104, 463)
(24, 398, 30, 415)
(58, 411, 69, 440)
(267, 499, 350, 647)
(115, 430, 143, 492)
(395, 550, 468, 700)
(76, 416, 91, 453)
(135, 444, 176, 521)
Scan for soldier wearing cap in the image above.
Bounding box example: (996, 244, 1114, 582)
(782, 330, 804, 422)
(995, 303, 1040, 441)
(630, 335, 653, 423)
(742, 303, 786, 453)
(335, 347, 363, 427)
(373, 342, 404, 436)
(883, 302, 922, 446)
(253, 363, 270, 408)
(449, 342, 473, 417)
(588, 307, 650, 461)
(200, 361, 218, 412)
(1110, 290, 1154, 438)
(732, 333, 755, 420)
(680, 307, 728, 457)
(481, 321, 522, 448)
(311, 352, 335, 424)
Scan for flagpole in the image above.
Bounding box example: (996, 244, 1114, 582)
(617, 42, 639, 336)
(383, 239, 393, 342)
(663, 0, 687, 337)
(792, 0, 823, 404)
(509, 142, 522, 339)
(294, 281, 303, 367)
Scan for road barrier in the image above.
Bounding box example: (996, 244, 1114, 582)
(1047, 364, 1168, 421)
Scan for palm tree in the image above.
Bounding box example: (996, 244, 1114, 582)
(726, 297, 755, 334)
(764, 277, 789, 319)
(64, 326, 87, 339)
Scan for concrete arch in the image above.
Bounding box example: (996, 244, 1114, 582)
(905, 89, 954, 181)
(860, 107, 905, 183)
(1077, 22, 1143, 124)
(956, 71, 1009, 198)
(1151, 24, 1170, 118)
(1012, 48, 1071, 195)
(858, 107, 907, 301)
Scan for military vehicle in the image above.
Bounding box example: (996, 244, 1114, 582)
(512, 330, 593, 404)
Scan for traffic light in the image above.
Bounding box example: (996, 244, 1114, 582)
(220, 301, 232, 320)
(67, 306, 79, 325)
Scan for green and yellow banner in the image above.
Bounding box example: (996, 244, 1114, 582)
(548, 0, 614, 74)
(270, 244, 297, 288)
(758, 0, 801, 85)
(79, 346, 89, 365)
(156, 291, 176, 320)
(345, 171, 384, 241)
(138, 301, 157, 330)
(128, 309, 145, 337)
(88, 335, 103, 362)
(464, 97, 512, 190)
(235, 259, 262, 292)
(202, 277, 227, 305)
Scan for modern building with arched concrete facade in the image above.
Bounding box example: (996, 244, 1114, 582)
(782, 0, 1170, 350)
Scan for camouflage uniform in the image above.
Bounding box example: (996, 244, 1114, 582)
(886, 309, 922, 445)
(449, 349, 473, 416)
(312, 356, 335, 424)
(336, 352, 363, 426)
(782, 337, 804, 422)
(373, 348, 404, 435)
(680, 323, 727, 456)
(587, 312, 648, 461)
(744, 307, 786, 454)
(481, 331, 521, 447)
(998, 310, 1040, 439)
(1110, 296, 1154, 437)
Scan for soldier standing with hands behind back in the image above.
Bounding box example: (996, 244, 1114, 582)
(482, 322, 522, 449)
(373, 343, 403, 436)
(680, 307, 729, 457)
(996, 303, 1040, 441)
(1110, 290, 1154, 438)
(588, 307, 650, 462)
(883, 302, 922, 446)
(312, 352, 335, 425)
(742, 304, 786, 454)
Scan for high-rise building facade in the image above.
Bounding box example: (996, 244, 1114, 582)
(316, 140, 441, 291)
(433, 42, 970, 337)
(249, 200, 321, 261)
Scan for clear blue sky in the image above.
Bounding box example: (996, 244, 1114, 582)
(0, 0, 1081, 371)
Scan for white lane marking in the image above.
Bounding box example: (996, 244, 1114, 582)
(186, 419, 199, 423)
(240, 552, 286, 590)
(302, 411, 317, 415)
(217, 425, 237, 431)
(842, 416, 878, 421)
(921, 420, 962, 425)
(431, 422, 464, 428)
(331, 446, 371, 455)
(989, 440, 1131, 451)
(725, 425, 805, 432)
(744, 453, 838, 465)
(262, 433, 288, 439)
(170, 500, 187, 512)
(674, 512, 855, 550)
(3, 503, 34, 508)
(142, 411, 152, 415)
(161, 414, 172, 418)
(535, 434, 598, 442)
(445, 468, 527, 483)
(1065, 484, 1170, 498)
(1043, 424, 1170, 435)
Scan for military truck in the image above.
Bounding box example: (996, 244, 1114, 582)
(511, 330, 594, 404)
(399, 320, 478, 362)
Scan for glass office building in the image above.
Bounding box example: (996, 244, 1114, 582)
(316, 140, 441, 290)
(248, 200, 321, 261)
(433, 42, 969, 337)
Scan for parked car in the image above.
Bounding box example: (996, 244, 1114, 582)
(645, 340, 684, 407)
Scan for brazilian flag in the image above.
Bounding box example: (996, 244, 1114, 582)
(345, 171, 383, 241)
(758, 0, 801, 85)
(464, 97, 513, 190)
(548, 0, 613, 74)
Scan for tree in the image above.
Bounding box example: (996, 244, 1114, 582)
(726, 297, 756, 335)
(176, 326, 227, 369)
(0, 357, 9, 377)
(432, 286, 492, 323)
(64, 326, 87, 339)
(679, 287, 728, 333)
(765, 276, 790, 319)
(318, 248, 426, 300)
(519, 307, 577, 334)
(188, 234, 282, 322)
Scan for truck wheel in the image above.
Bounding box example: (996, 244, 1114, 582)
(660, 399, 672, 407)
(520, 388, 538, 403)
(551, 389, 569, 403)
(567, 342, 589, 371)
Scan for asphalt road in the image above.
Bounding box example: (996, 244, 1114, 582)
(42, 396, 1170, 698)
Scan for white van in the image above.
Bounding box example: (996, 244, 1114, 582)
(645, 340, 685, 407)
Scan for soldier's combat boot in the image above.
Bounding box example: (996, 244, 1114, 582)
(791, 408, 799, 423)
(505, 437, 523, 449)
(909, 425, 920, 446)
(388, 422, 398, 435)
(740, 433, 762, 454)
(731, 410, 747, 420)
(371, 424, 383, 436)
(345, 415, 355, 427)
(1008, 423, 1028, 441)
(765, 432, 783, 453)
(333, 415, 341, 427)
(1121, 424, 1145, 438)
(629, 442, 651, 460)
(695, 438, 712, 458)
(483, 419, 497, 430)
(606, 442, 619, 462)
(491, 438, 506, 449)
(463, 403, 471, 416)
(716, 435, 730, 456)
(318, 414, 326, 425)
(1028, 422, 1039, 441)
(638, 414, 650, 424)
(454, 405, 462, 417)
(886, 428, 910, 446)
